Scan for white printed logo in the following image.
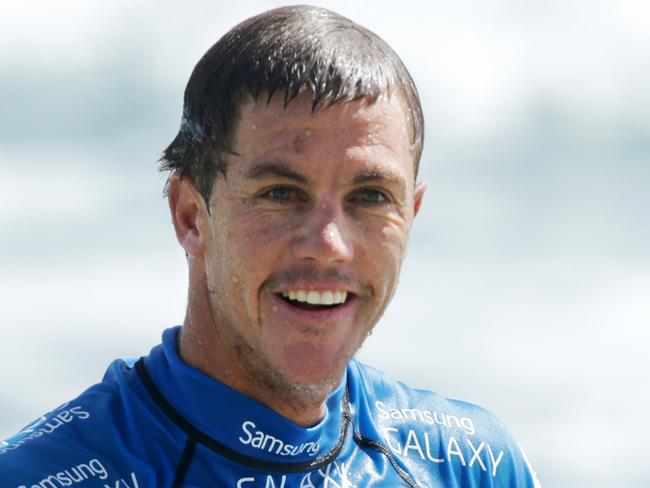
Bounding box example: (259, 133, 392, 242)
(238, 420, 320, 457)
(0, 404, 90, 455)
(15, 458, 141, 488)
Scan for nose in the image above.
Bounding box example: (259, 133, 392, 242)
(291, 205, 354, 264)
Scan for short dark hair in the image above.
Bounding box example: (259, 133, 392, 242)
(160, 5, 424, 204)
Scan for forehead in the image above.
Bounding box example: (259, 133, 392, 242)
(228, 91, 414, 179)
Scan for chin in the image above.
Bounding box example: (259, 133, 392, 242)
(285, 375, 342, 396)
(268, 346, 351, 393)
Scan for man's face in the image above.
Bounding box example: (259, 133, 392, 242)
(200, 92, 424, 394)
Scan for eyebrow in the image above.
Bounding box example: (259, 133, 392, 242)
(244, 163, 406, 190)
(244, 163, 308, 184)
(352, 169, 404, 187)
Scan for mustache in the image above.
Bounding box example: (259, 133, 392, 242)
(263, 264, 359, 291)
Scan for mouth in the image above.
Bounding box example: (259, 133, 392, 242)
(277, 289, 351, 312)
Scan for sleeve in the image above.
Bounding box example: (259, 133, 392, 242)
(474, 407, 542, 488)
(0, 401, 97, 486)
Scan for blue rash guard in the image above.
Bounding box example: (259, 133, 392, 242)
(0, 327, 540, 487)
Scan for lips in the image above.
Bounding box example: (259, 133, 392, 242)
(273, 287, 355, 315)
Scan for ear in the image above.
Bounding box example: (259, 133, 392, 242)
(413, 181, 427, 217)
(167, 174, 209, 256)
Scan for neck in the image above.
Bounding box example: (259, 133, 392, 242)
(178, 275, 332, 427)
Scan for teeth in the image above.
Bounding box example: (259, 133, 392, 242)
(281, 290, 348, 305)
(321, 290, 334, 305)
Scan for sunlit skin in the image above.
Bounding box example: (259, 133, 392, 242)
(168, 91, 426, 427)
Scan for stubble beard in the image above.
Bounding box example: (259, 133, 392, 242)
(203, 284, 350, 417)
(207, 264, 382, 418)
(217, 265, 372, 414)
(228, 323, 354, 416)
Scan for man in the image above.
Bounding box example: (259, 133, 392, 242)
(0, 6, 540, 487)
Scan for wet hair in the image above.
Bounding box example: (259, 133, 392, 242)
(160, 5, 424, 204)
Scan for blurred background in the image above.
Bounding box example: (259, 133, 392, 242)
(1, 0, 648, 486)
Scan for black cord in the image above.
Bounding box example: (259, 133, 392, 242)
(345, 412, 422, 488)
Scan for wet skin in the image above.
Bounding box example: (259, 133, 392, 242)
(169, 92, 425, 426)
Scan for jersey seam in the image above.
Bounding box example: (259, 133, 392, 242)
(172, 437, 196, 488)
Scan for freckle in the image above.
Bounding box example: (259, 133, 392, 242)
(292, 133, 309, 154)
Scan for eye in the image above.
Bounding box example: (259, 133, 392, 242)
(260, 186, 303, 202)
(353, 188, 389, 204)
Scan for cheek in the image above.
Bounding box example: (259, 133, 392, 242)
(207, 208, 299, 297)
(355, 219, 409, 293)
(359, 217, 409, 261)
(233, 205, 306, 245)
(380, 224, 409, 256)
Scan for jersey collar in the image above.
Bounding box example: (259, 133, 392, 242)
(142, 326, 348, 465)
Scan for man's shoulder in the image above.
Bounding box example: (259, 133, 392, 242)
(349, 359, 498, 421)
(348, 360, 541, 486)
(0, 359, 143, 484)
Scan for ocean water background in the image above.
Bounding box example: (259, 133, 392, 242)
(1, 1, 649, 486)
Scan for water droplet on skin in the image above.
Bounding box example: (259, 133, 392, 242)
(251, 125, 256, 131)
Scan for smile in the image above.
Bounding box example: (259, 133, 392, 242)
(281, 290, 348, 305)
(278, 290, 351, 312)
